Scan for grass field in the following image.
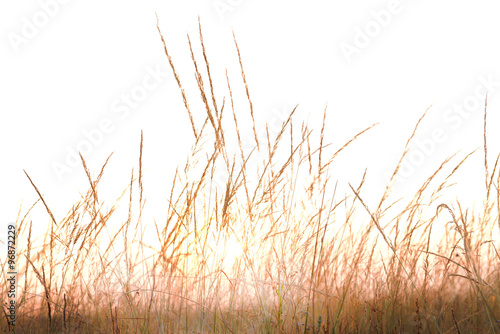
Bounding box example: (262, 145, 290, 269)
(2, 20, 500, 333)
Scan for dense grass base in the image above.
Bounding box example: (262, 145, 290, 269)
(3, 18, 500, 333)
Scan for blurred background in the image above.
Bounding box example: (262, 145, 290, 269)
(2, 0, 500, 239)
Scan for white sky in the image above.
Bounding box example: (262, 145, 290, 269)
(2, 0, 500, 239)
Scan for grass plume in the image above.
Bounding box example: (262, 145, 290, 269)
(2, 21, 500, 334)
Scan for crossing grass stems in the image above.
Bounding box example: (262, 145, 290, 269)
(2, 17, 500, 333)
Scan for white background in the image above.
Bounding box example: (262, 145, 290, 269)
(2, 0, 500, 237)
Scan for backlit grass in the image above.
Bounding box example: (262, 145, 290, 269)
(2, 19, 500, 333)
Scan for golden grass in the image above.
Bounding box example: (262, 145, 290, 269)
(2, 20, 500, 333)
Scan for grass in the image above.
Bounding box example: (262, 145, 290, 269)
(2, 18, 500, 333)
